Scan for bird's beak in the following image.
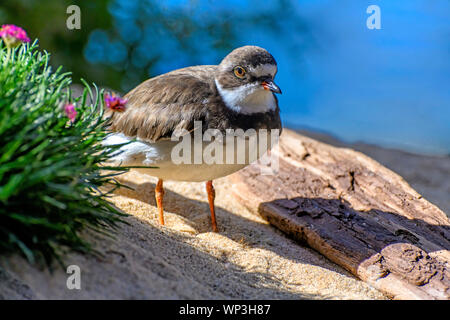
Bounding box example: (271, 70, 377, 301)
(261, 79, 282, 94)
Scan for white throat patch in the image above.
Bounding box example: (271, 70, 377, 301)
(215, 79, 276, 115)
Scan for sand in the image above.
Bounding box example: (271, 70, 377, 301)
(3, 128, 447, 300)
(0, 169, 386, 299)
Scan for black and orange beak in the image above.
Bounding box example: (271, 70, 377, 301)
(261, 79, 282, 94)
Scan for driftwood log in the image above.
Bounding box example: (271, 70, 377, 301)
(227, 129, 450, 300)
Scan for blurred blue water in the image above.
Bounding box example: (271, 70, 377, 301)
(244, 0, 450, 155)
(88, 0, 450, 155)
(278, 0, 450, 155)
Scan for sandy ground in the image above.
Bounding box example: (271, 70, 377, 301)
(0, 169, 386, 300)
(2, 129, 448, 300)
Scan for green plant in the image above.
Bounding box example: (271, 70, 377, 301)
(0, 41, 129, 266)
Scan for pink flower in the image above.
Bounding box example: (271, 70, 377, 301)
(64, 103, 77, 123)
(104, 92, 127, 112)
(0, 24, 30, 48)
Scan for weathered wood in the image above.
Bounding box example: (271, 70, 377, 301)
(228, 129, 450, 300)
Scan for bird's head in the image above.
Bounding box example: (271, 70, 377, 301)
(215, 46, 281, 114)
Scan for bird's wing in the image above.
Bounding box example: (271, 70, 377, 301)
(107, 66, 217, 142)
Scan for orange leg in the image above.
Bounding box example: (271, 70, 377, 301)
(206, 180, 218, 232)
(155, 179, 165, 225)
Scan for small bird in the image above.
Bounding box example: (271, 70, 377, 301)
(103, 46, 282, 232)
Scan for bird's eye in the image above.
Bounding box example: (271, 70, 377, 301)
(233, 66, 246, 78)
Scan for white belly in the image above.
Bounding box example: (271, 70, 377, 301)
(134, 161, 248, 182)
(102, 132, 276, 182)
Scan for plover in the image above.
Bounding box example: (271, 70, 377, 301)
(104, 46, 282, 232)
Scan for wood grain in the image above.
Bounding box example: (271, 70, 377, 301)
(227, 129, 450, 299)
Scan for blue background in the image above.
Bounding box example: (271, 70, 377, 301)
(85, 0, 449, 154)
